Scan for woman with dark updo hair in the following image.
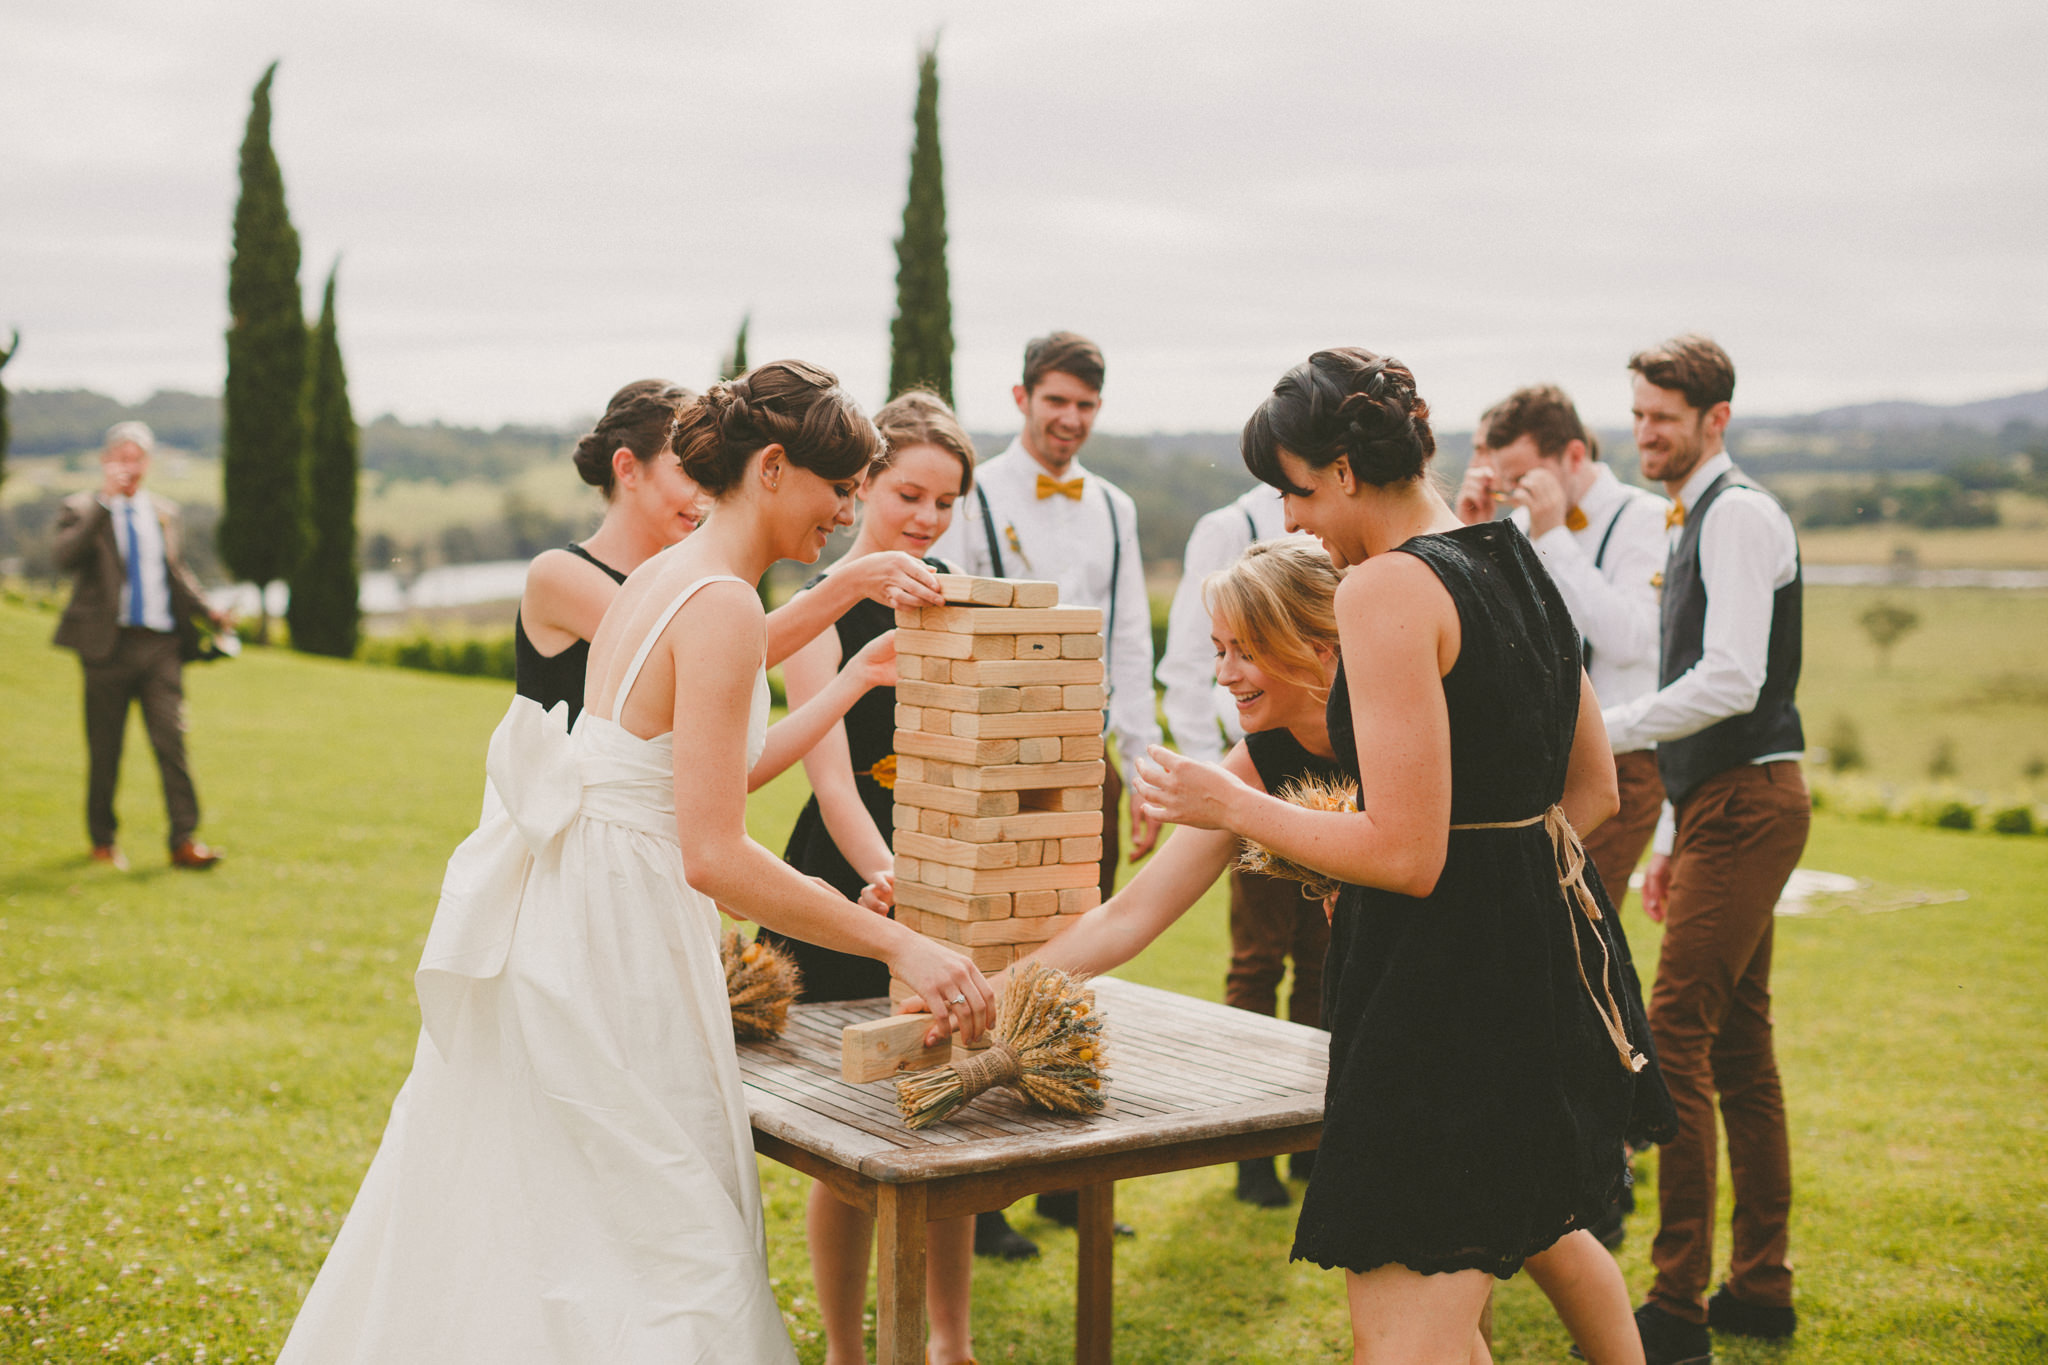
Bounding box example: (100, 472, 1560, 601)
(280, 361, 993, 1365)
(1132, 349, 1673, 1364)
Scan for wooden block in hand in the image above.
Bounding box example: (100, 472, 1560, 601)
(1060, 633, 1105, 659)
(1010, 580, 1060, 608)
(842, 1015, 951, 1083)
(1020, 785, 1105, 812)
(939, 575, 1014, 606)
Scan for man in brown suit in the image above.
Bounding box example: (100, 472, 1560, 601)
(53, 421, 226, 870)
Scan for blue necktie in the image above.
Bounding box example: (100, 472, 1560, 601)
(122, 501, 146, 627)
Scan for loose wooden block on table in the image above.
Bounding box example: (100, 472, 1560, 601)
(841, 1014, 952, 1083)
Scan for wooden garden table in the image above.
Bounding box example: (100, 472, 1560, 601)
(737, 975, 1329, 1365)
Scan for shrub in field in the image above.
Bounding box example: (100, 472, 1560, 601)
(1990, 805, 2036, 836)
(359, 631, 515, 680)
(1932, 800, 1977, 831)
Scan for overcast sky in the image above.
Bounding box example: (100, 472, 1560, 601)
(5, 1, 2045, 436)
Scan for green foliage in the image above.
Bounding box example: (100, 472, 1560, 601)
(721, 313, 750, 382)
(219, 61, 309, 633)
(887, 42, 953, 404)
(1991, 805, 2036, 835)
(1858, 598, 1919, 669)
(1825, 713, 1866, 772)
(288, 265, 361, 658)
(1932, 798, 1976, 830)
(358, 629, 516, 680)
(0, 327, 17, 489)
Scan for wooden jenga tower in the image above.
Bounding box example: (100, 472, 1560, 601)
(887, 574, 1108, 1005)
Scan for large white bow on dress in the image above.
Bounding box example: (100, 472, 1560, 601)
(414, 697, 577, 1060)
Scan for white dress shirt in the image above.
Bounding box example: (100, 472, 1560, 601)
(932, 439, 1162, 765)
(102, 490, 175, 633)
(1601, 451, 1802, 852)
(1156, 486, 1299, 762)
(1508, 464, 1669, 745)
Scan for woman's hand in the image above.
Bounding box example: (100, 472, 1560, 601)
(841, 551, 944, 611)
(858, 870, 895, 915)
(899, 964, 1014, 1045)
(889, 932, 994, 1044)
(1131, 744, 1249, 832)
(847, 630, 900, 690)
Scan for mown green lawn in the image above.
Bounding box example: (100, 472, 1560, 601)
(2, 601, 2043, 1363)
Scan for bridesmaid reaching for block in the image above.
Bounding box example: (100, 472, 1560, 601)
(759, 390, 984, 1365)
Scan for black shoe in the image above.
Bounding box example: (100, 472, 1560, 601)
(1033, 1191, 1135, 1236)
(1634, 1302, 1713, 1365)
(1708, 1284, 1796, 1340)
(1288, 1148, 1316, 1182)
(1234, 1158, 1290, 1208)
(973, 1210, 1038, 1261)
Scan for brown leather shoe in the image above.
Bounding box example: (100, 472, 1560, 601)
(91, 844, 130, 871)
(170, 840, 222, 870)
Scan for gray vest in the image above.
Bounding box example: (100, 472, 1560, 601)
(1655, 469, 1805, 808)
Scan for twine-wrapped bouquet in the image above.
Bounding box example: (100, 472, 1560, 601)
(722, 930, 802, 1041)
(895, 961, 1108, 1130)
(1234, 771, 1360, 901)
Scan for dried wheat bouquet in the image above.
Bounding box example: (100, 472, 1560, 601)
(895, 961, 1108, 1130)
(1235, 771, 1360, 901)
(723, 930, 802, 1041)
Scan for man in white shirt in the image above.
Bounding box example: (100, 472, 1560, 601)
(52, 422, 227, 870)
(1455, 384, 1671, 910)
(1602, 337, 1807, 1362)
(1157, 485, 1293, 763)
(931, 330, 1161, 895)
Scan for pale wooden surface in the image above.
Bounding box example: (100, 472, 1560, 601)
(739, 975, 1328, 1185)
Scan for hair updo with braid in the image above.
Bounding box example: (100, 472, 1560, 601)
(572, 379, 698, 497)
(669, 360, 881, 496)
(1241, 348, 1435, 495)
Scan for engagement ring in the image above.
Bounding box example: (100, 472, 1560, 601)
(949, 994, 967, 1006)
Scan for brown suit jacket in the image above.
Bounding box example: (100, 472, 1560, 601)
(52, 491, 211, 665)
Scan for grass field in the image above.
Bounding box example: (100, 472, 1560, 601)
(3, 601, 2045, 1363)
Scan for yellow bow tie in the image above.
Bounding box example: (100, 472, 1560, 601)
(1036, 473, 1086, 501)
(1565, 506, 1588, 533)
(1666, 502, 1686, 530)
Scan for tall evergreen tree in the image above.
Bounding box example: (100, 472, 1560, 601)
(721, 313, 751, 381)
(220, 61, 308, 642)
(887, 42, 954, 403)
(288, 263, 360, 658)
(0, 330, 17, 491)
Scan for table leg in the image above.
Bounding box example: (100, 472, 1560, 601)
(876, 1182, 928, 1365)
(1075, 1181, 1114, 1365)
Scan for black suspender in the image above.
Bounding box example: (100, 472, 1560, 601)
(1242, 505, 1259, 540)
(1582, 490, 1641, 667)
(975, 485, 1006, 579)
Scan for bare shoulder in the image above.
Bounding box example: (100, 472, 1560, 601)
(524, 547, 607, 595)
(1336, 549, 1450, 615)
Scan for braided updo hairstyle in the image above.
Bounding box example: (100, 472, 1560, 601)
(572, 379, 697, 497)
(1241, 348, 1435, 494)
(670, 360, 881, 496)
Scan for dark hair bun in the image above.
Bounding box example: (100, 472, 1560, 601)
(572, 379, 696, 496)
(1241, 347, 1435, 493)
(672, 360, 881, 497)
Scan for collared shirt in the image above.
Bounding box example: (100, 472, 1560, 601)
(101, 490, 175, 633)
(1157, 485, 1302, 762)
(1508, 464, 1669, 744)
(932, 438, 1162, 766)
(1600, 450, 1802, 852)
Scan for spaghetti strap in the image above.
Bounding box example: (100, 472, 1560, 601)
(614, 574, 750, 716)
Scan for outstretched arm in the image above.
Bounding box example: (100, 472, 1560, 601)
(748, 629, 896, 792)
(763, 551, 943, 666)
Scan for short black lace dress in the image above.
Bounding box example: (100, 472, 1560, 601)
(1291, 522, 1675, 1279)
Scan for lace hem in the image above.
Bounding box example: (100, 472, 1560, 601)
(1290, 1210, 1592, 1281)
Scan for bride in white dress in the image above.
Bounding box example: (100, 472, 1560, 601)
(281, 360, 994, 1365)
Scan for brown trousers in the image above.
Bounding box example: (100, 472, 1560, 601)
(1581, 748, 1666, 913)
(1648, 760, 1809, 1320)
(83, 628, 199, 849)
(1225, 868, 1329, 1028)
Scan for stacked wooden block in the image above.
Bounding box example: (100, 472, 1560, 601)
(888, 574, 1108, 1003)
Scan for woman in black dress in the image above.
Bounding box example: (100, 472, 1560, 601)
(762, 390, 984, 1365)
(1133, 349, 1673, 1364)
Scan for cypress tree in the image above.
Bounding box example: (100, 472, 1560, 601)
(0, 330, 16, 490)
(721, 313, 751, 381)
(887, 42, 954, 403)
(288, 263, 360, 658)
(220, 61, 308, 642)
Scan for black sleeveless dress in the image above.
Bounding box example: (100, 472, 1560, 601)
(758, 560, 947, 1003)
(513, 544, 627, 728)
(1290, 522, 1674, 1279)
(1244, 727, 1348, 802)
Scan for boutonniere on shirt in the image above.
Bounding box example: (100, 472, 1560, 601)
(1004, 523, 1033, 573)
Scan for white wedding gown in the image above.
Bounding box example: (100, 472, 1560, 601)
(280, 575, 797, 1364)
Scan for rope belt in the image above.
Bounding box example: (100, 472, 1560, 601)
(950, 1039, 1022, 1100)
(1448, 805, 1647, 1075)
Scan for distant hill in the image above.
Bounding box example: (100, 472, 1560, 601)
(1791, 387, 2048, 432)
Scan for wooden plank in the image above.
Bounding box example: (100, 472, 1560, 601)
(894, 703, 922, 731)
(1015, 840, 1043, 867)
(1060, 886, 1104, 914)
(895, 729, 1021, 766)
(894, 606, 925, 628)
(896, 884, 1012, 923)
(918, 807, 950, 837)
(1016, 634, 1059, 659)
(897, 755, 926, 784)
(923, 655, 955, 681)
(876, 1182, 928, 1365)
(1017, 736, 1061, 764)
(938, 861, 1100, 894)
(896, 830, 1019, 871)
(1010, 580, 1060, 608)
(842, 1014, 951, 1082)
(960, 911, 1086, 946)
(897, 629, 1016, 661)
(893, 781, 1019, 818)
(1062, 684, 1108, 710)
(920, 606, 1102, 635)
(948, 759, 1107, 792)
(895, 653, 921, 682)
(1076, 1182, 1115, 1365)
(895, 680, 1022, 714)
(1061, 633, 1106, 659)
(938, 574, 1013, 606)
(1063, 734, 1106, 763)
(1021, 785, 1105, 812)
(949, 809, 1103, 843)
(970, 943, 1014, 972)
(949, 657, 1105, 687)
(894, 854, 921, 883)
(950, 709, 1104, 739)
(1013, 889, 1060, 918)
(1019, 684, 1064, 711)
(1059, 836, 1105, 864)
